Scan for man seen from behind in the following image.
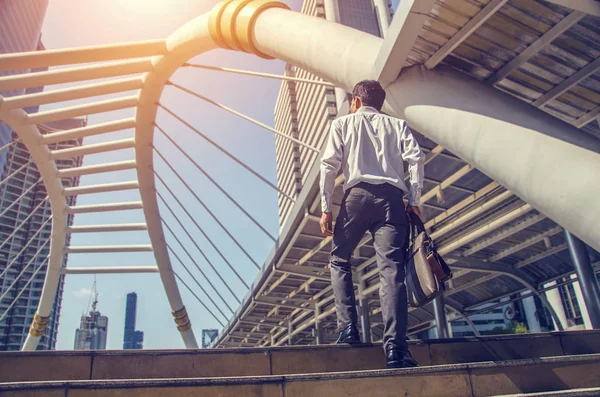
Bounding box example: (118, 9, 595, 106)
(319, 80, 425, 369)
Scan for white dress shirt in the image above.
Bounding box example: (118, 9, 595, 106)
(320, 106, 425, 213)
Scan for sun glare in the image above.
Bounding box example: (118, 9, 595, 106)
(116, 0, 176, 17)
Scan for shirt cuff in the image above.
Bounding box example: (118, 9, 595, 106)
(321, 196, 332, 213)
(408, 185, 421, 206)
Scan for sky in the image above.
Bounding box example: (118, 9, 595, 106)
(39, 0, 306, 350)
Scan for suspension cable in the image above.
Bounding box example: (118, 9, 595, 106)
(153, 138, 276, 241)
(0, 197, 48, 252)
(154, 149, 262, 269)
(162, 219, 236, 312)
(0, 239, 50, 302)
(0, 216, 52, 280)
(154, 122, 293, 203)
(0, 160, 32, 190)
(0, 138, 22, 153)
(0, 255, 48, 322)
(157, 189, 248, 292)
(163, 84, 319, 153)
(156, 175, 256, 282)
(173, 271, 226, 328)
(165, 241, 231, 320)
(0, 180, 41, 219)
(183, 63, 336, 87)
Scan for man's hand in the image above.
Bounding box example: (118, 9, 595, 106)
(320, 212, 334, 236)
(406, 205, 421, 219)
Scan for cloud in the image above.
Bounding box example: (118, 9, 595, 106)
(72, 288, 93, 299)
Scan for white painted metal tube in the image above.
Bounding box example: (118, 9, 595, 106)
(28, 96, 139, 125)
(57, 159, 137, 178)
(61, 266, 159, 274)
(438, 204, 534, 256)
(66, 201, 143, 214)
(0, 40, 166, 71)
(0, 59, 153, 92)
(63, 181, 139, 196)
(68, 223, 147, 233)
(66, 245, 153, 254)
(42, 118, 136, 145)
(50, 138, 135, 160)
(430, 190, 513, 240)
(184, 64, 335, 86)
(132, 13, 218, 348)
(386, 65, 600, 251)
(2, 77, 143, 111)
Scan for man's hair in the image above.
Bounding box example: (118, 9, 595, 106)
(352, 80, 386, 111)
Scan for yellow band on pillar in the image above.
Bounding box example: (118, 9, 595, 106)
(236, 0, 290, 59)
(220, 0, 255, 51)
(209, 0, 235, 49)
(177, 321, 192, 332)
(29, 313, 51, 337)
(209, 0, 290, 58)
(172, 306, 187, 319)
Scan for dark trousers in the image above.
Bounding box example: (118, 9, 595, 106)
(330, 182, 409, 351)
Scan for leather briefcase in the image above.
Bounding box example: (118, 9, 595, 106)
(405, 212, 452, 307)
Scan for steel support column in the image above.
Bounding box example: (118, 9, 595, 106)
(357, 280, 372, 343)
(314, 303, 324, 345)
(565, 231, 600, 328)
(433, 294, 450, 339)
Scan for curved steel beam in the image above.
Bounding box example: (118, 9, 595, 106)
(447, 256, 564, 331)
(0, 101, 68, 350)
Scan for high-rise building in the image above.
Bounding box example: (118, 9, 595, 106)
(123, 293, 144, 350)
(202, 329, 219, 348)
(0, 0, 84, 351)
(0, 0, 50, 169)
(0, 119, 85, 351)
(74, 293, 108, 350)
(273, 0, 387, 228)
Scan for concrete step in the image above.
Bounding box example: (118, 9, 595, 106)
(1, 330, 598, 383)
(0, 354, 599, 397)
(491, 387, 600, 397)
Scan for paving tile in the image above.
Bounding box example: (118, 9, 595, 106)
(91, 350, 270, 379)
(429, 335, 563, 365)
(0, 353, 91, 382)
(560, 331, 600, 355)
(469, 358, 600, 397)
(271, 345, 384, 374)
(0, 390, 65, 397)
(284, 368, 472, 397)
(67, 383, 283, 397)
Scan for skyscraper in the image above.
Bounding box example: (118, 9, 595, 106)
(74, 293, 108, 350)
(0, 119, 84, 351)
(123, 293, 144, 350)
(0, 0, 84, 350)
(0, 0, 49, 169)
(273, 0, 388, 227)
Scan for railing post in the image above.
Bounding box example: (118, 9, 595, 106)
(565, 231, 600, 328)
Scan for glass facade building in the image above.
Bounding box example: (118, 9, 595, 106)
(123, 293, 144, 350)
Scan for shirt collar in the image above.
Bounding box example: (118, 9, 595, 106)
(356, 106, 379, 114)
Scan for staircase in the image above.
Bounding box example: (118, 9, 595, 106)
(1, 330, 599, 396)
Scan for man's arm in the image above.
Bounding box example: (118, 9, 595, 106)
(319, 120, 343, 235)
(400, 122, 425, 214)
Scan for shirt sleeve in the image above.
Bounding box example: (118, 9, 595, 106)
(400, 122, 425, 206)
(320, 120, 344, 213)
